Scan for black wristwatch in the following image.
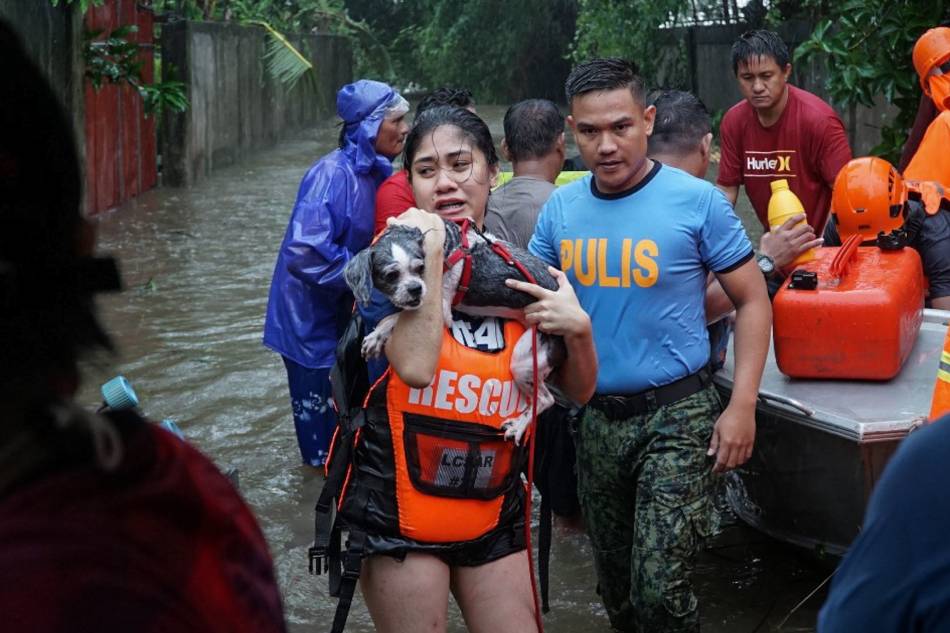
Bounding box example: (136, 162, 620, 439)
(756, 253, 776, 276)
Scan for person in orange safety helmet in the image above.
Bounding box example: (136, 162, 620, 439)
(824, 156, 950, 309)
(904, 27, 950, 185)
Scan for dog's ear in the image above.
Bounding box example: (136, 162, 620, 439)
(344, 248, 374, 306)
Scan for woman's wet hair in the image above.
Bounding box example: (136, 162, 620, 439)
(416, 87, 475, 117)
(0, 21, 111, 400)
(403, 106, 498, 179)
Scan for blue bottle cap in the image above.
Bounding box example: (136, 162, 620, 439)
(100, 375, 139, 410)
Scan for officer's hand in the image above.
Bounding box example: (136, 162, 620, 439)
(505, 267, 591, 340)
(759, 214, 823, 269)
(707, 404, 755, 473)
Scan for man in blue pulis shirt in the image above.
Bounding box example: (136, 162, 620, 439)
(529, 58, 771, 632)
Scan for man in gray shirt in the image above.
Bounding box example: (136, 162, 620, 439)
(486, 99, 565, 247)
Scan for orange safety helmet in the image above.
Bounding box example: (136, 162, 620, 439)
(913, 27, 950, 90)
(831, 157, 906, 241)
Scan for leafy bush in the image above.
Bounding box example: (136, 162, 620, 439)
(84, 25, 188, 115)
(794, 0, 950, 162)
(346, 0, 577, 102)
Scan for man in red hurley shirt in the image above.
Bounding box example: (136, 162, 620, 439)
(717, 30, 852, 240)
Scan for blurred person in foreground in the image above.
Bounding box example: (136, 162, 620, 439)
(0, 21, 286, 632)
(818, 414, 950, 632)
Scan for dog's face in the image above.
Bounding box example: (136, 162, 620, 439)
(344, 224, 428, 309)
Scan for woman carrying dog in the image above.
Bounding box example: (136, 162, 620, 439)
(326, 106, 597, 633)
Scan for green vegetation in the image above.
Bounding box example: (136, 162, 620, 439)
(347, 0, 576, 101)
(52, 0, 950, 159)
(151, 0, 393, 86)
(794, 0, 950, 162)
(83, 24, 187, 115)
(572, 0, 689, 87)
(246, 19, 316, 90)
(572, 0, 755, 87)
(50, 0, 105, 11)
(51, 0, 188, 114)
(571, 0, 950, 159)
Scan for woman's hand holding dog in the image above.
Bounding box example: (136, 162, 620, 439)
(387, 207, 445, 257)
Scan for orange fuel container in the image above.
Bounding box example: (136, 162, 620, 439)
(772, 236, 925, 380)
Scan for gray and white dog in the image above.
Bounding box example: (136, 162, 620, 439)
(343, 219, 565, 444)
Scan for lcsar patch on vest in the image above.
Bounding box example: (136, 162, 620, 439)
(449, 314, 506, 352)
(435, 447, 498, 490)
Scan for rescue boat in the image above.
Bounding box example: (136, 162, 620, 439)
(713, 308, 949, 556)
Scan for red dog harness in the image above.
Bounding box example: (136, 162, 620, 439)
(443, 217, 540, 304)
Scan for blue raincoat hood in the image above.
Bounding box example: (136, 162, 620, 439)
(337, 79, 397, 178)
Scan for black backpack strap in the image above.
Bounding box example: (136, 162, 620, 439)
(533, 407, 555, 614)
(309, 308, 372, 633)
(328, 529, 366, 633)
(312, 308, 369, 566)
(330, 311, 370, 416)
(308, 410, 363, 575)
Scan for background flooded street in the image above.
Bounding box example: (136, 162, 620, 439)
(80, 105, 830, 632)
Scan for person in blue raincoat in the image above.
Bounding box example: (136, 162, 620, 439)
(263, 79, 409, 467)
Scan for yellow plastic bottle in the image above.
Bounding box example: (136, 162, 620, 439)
(767, 179, 816, 265)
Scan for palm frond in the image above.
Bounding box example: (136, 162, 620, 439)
(246, 19, 314, 91)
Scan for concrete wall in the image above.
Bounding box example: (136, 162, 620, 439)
(674, 21, 896, 156)
(161, 21, 352, 187)
(0, 1, 85, 171)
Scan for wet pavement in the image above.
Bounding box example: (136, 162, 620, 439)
(80, 105, 830, 632)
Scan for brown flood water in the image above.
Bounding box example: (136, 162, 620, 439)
(79, 105, 830, 632)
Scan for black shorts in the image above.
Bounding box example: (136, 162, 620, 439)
(364, 499, 526, 567)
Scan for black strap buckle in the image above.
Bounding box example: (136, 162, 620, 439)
(308, 545, 328, 575)
(341, 549, 362, 581)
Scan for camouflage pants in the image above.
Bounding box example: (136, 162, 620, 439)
(576, 384, 721, 633)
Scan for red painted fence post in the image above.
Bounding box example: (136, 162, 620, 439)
(83, 0, 157, 215)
